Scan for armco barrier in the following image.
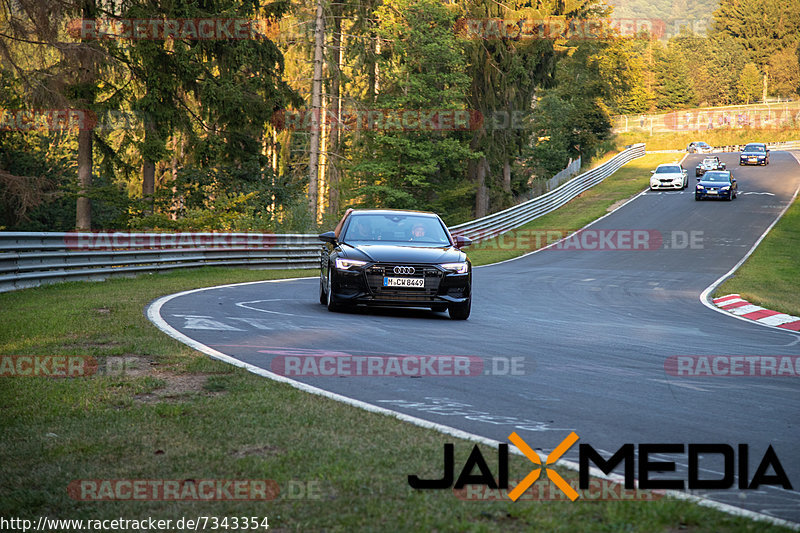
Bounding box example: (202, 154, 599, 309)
(449, 143, 646, 242)
(0, 233, 320, 292)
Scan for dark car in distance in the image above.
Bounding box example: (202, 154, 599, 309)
(318, 209, 473, 319)
(739, 143, 769, 165)
(695, 156, 726, 177)
(695, 171, 738, 201)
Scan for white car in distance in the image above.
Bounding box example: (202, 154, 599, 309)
(650, 164, 688, 190)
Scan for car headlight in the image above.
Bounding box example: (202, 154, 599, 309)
(335, 258, 367, 270)
(721, 186, 730, 191)
(696, 185, 704, 190)
(440, 262, 468, 274)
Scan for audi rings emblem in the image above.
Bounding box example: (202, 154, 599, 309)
(393, 266, 415, 275)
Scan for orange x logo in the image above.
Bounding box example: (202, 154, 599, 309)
(508, 432, 580, 501)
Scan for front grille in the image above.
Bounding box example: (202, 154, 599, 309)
(365, 264, 442, 299)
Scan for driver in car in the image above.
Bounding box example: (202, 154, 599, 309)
(352, 219, 372, 240)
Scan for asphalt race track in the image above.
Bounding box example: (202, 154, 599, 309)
(152, 151, 800, 525)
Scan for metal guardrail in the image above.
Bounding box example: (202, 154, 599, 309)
(449, 143, 646, 242)
(0, 233, 320, 292)
(767, 140, 800, 150)
(0, 142, 664, 292)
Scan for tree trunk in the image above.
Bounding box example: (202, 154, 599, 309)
(75, 0, 97, 230)
(141, 109, 157, 215)
(327, 5, 343, 216)
(475, 158, 488, 219)
(308, 0, 325, 223)
(75, 127, 92, 230)
(502, 158, 511, 193)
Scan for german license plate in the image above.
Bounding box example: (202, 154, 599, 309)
(384, 277, 424, 288)
(708, 190, 717, 194)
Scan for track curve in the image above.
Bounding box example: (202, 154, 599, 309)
(151, 151, 800, 525)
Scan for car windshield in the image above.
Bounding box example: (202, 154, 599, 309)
(702, 172, 730, 183)
(702, 159, 716, 164)
(343, 214, 451, 245)
(698, 142, 709, 147)
(744, 144, 765, 152)
(656, 165, 682, 173)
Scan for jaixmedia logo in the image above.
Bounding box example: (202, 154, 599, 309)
(408, 433, 793, 501)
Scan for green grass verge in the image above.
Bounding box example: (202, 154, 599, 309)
(468, 153, 682, 266)
(715, 189, 800, 316)
(616, 128, 800, 152)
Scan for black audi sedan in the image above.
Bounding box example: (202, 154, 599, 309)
(318, 209, 472, 319)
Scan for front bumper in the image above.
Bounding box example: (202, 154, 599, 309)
(651, 180, 683, 189)
(696, 188, 732, 199)
(740, 156, 766, 165)
(329, 262, 471, 307)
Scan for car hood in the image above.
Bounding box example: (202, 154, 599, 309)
(340, 242, 465, 264)
(653, 173, 683, 179)
(741, 151, 766, 156)
(697, 180, 732, 187)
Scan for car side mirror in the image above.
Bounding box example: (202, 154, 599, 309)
(453, 235, 472, 248)
(650, 170, 655, 174)
(731, 178, 736, 183)
(318, 231, 337, 243)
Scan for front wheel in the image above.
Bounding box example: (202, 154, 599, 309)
(326, 269, 340, 312)
(448, 299, 471, 320)
(695, 195, 701, 201)
(319, 276, 327, 305)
